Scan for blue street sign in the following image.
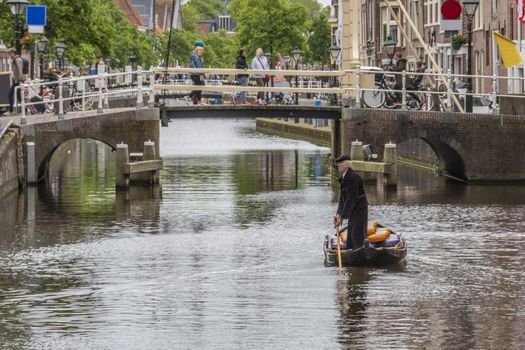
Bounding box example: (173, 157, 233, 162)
(26, 5, 47, 26)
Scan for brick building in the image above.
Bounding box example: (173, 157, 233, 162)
(330, 0, 525, 94)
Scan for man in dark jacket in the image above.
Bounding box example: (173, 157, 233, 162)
(334, 155, 369, 250)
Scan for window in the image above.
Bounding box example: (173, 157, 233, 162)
(474, 2, 483, 30)
(381, 4, 401, 45)
(424, 0, 439, 27)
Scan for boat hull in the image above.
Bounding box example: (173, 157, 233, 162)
(323, 237, 407, 267)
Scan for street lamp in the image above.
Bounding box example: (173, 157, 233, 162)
(383, 37, 397, 65)
(37, 37, 48, 80)
(292, 47, 302, 106)
(7, 0, 29, 55)
(462, 0, 479, 113)
(283, 56, 290, 69)
(55, 41, 67, 70)
(329, 44, 341, 106)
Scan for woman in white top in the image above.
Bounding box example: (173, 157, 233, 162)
(251, 48, 269, 104)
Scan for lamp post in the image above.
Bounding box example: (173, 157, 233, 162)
(7, 0, 28, 55)
(37, 37, 48, 80)
(329, 44, 341, 106)
(292, 47, 302, 106)
(55, 41, 67, 70)
(383, 37, 397, 66)
(366, 41, 375, 66)
(462, 0, 479, 113)
(129, 55, 137, 70)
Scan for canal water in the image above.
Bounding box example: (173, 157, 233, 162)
(0, 119, 524, 349)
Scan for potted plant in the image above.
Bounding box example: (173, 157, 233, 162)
(452, 35, 467, 51)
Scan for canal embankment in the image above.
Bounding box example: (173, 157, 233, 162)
(255, 118, 331, 147)
(256, 118, 438, 171)
(0, 121, 23, 199)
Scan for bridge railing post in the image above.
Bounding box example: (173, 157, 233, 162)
(351, 140, 364, 161)
(355, 67, 361, 108)
(58, 76, 64, 119)
(20, 84, 26, 123)
(401, 70, 407, 111)
(136, 67, 144, 108)
(491, 74, 498, 115)
(446, 69, 453, 112)
(103, 73, 109, 109)
(148, 84, 155, 108)
(80, 78, 86, 113)
(97, 74, 104, 115)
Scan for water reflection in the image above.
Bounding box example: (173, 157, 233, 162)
(0, 119, 523, 349)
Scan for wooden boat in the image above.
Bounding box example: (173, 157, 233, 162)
(323, 223, 407, 267)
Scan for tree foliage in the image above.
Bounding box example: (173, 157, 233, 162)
(0, 0, 154, 68)
(307, 7, 331, 66)
(230, 0, 309, 61)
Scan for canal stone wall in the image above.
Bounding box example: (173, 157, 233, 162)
(0, 130, 21, 198)
(21, 108, 160, 182)
(255, 118, 332, 147)
(341, 108, 525, 181)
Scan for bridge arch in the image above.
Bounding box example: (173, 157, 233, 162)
(416, 137, 466, 180)
(37, 137, 117, 182)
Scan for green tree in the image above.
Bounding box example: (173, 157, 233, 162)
(230, 0, 308, 61)
(307, 7, 331, 67)
(204, 31, 238, 68)
(291, 0, 321, 17)
(183, 0, 227, 19)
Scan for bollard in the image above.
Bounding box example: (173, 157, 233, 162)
(143, 140, 159, 184)
(350, 140, 364, 161)
(58, 76, 64, 119)
(401, 71, 408, 109)
(97, 74, 104, 114)
(136, 68, 144, 108)
(446, 69, 453, 112)
(26, 142, 36, 184)
(116, 143, 130, 188)
(20, 84, 26, 124)
(383, 142, 397, 187)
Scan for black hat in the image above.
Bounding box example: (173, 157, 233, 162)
(334, 155, 351, 163)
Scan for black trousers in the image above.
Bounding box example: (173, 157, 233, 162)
(347, 207, 368, 250)
(189, 76, 204, 104)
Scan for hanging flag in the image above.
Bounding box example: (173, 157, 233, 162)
(494, 32, 523, 68)
(518, 0, 525, 23)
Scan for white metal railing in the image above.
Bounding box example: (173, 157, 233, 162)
(154, 66, 525, 114)
(13, 69, 155, 124)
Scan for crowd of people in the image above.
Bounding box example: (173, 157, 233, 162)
(184, 41, 272, 106)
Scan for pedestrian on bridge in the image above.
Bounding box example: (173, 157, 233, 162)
(188, 42, 205, 105)
(6, 48, 25, 115)
(234, 48, 249, 105)
(251, 48, 269, 105)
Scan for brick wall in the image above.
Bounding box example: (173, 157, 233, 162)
(22, 108, 160, 181)
(342, 108, 525, 181)
(0, 131, 20, 198)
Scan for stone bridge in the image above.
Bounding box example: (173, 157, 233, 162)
(19, 107, 160, 183)
(340, 108, 525, 181)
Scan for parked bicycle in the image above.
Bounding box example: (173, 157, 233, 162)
(362, 68, 433, 111)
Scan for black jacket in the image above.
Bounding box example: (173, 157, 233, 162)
(236, 55, 248, 78)
(337, 169, 368, 219)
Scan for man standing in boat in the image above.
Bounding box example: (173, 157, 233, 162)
(334, 155, 369, 250)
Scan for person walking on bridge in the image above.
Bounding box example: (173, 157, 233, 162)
(233, 48, 249, 105)
(6, 48, 25, 115)
(251, 48, 269, 105)
(334, 155, 369, 250)
(188, 42, 205, 105)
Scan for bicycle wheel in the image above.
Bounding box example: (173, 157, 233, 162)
(72, 84, 96, 111)
(362, 83, 386, 108)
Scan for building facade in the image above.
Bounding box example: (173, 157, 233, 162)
(330, 0, 525, 95)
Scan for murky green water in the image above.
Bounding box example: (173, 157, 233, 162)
(0, 119, 524, 349)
